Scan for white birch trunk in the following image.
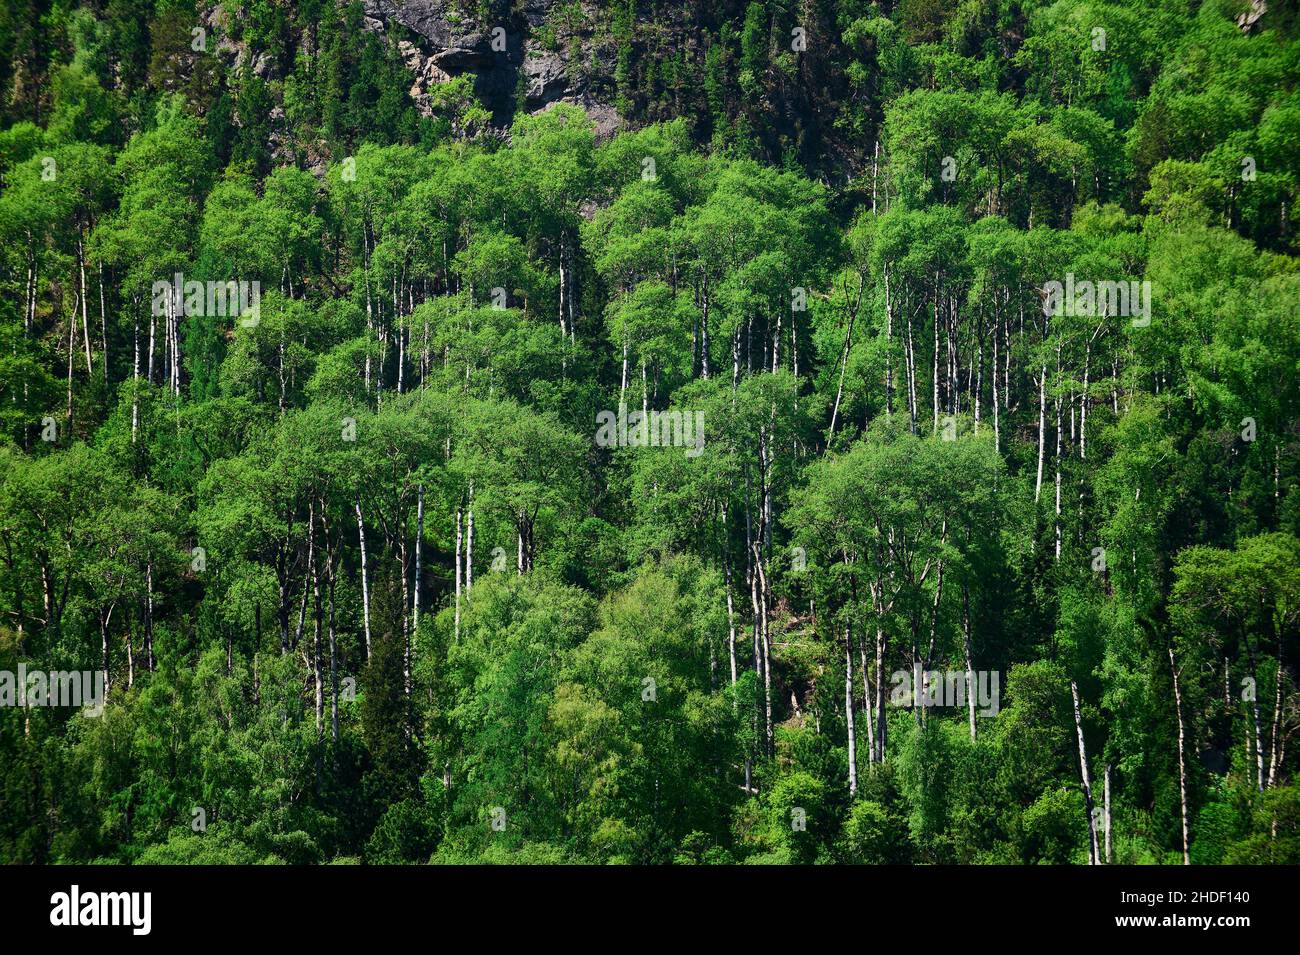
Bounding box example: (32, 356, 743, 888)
(1168, 646, 1190, 865)
(1071, 679, 1099, 865)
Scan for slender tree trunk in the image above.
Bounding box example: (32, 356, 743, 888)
(1168, 645, 1190, 865)
(558, 242, 567, 338)
(1035, 362, 1048, 503)
(619, 340, 628, 409)
(400, 534, 411, 707)
(884, 266, 895, 418)
(144, 559, 155, 671)
(858, 623, 875, 763)
(98, 262, 108, 384)
(412, 484, 424, 643)
(732, 327, 741, 391)
(771, 312, 781, 373)
(1004, 305, 1012, 414)
(147, 284, 157, 387)
(466, 483, 474, 592)
(1071, 678, 1099, 865)
(312, 555, 323, 737)
(296, 506, 315, 649)
(641, 361, 649, 430)
(1267, 659, 1282, 788)
(700, 281, 711, 379)
(23, 252, 33, 342)
(991, 314, 1000, 452)
(517, 519, 525, 575)
(871, 137, 879, 212)
(791, 299, 799, 380)
(66, 300, 75, 419)
(125, 618, 135, 689)
(169, 288, 180, 394)
(932, 286, 940, 435)
(397, 318, 405, 394)
(78, 231, 92, 375)
(131, 310, 140, 443)
(1054, 376, 1063, 561)
(723, 532, 737, 695)
(1248, 646, 1265, 792)
(845, 624, 858, 797)
(329, 557, 338, 745)
(1081, 340, 1091, 460)
(905, 301, 918, 434)
(277, 547, 291, 655)
(752, 543, 773, 757)
(100, 606, 113, 699)
(875, 622, 887, 763)
(827, 286, 857, 441)
(454, 507, 463, 643)
(355, 499, 372, 660)
(1103, 764, 1112, 864)
(364, 229, 373, 394)
(963, 585, 977, 742)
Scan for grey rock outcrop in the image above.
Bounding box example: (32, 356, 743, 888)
(361, 0, 620, 136)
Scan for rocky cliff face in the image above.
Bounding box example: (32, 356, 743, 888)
(361, 0, 623, 138)
(198, 0, 849, 175)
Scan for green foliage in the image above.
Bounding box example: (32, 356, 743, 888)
(0, 0, 1296, 867)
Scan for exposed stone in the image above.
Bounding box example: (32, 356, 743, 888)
(1237, 0, 1267, 33)
(249, 51, 277, 81)
(208, 0, 621, 138)
(397, 39, 452, 117)
(361, 0, 618, 127)
(523, 50, 568, 108)
(582, 101, 622, 142)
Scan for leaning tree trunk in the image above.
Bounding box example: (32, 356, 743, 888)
(857, 620, 875, 763)
(295, 509, 315, 650)
(828, 284, 857, 441)
(723, 531, 738, 695)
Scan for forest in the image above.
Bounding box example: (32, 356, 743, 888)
(0, 0, 1297, 866)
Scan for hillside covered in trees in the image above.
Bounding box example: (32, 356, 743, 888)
(0, 0, 1297, 865)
